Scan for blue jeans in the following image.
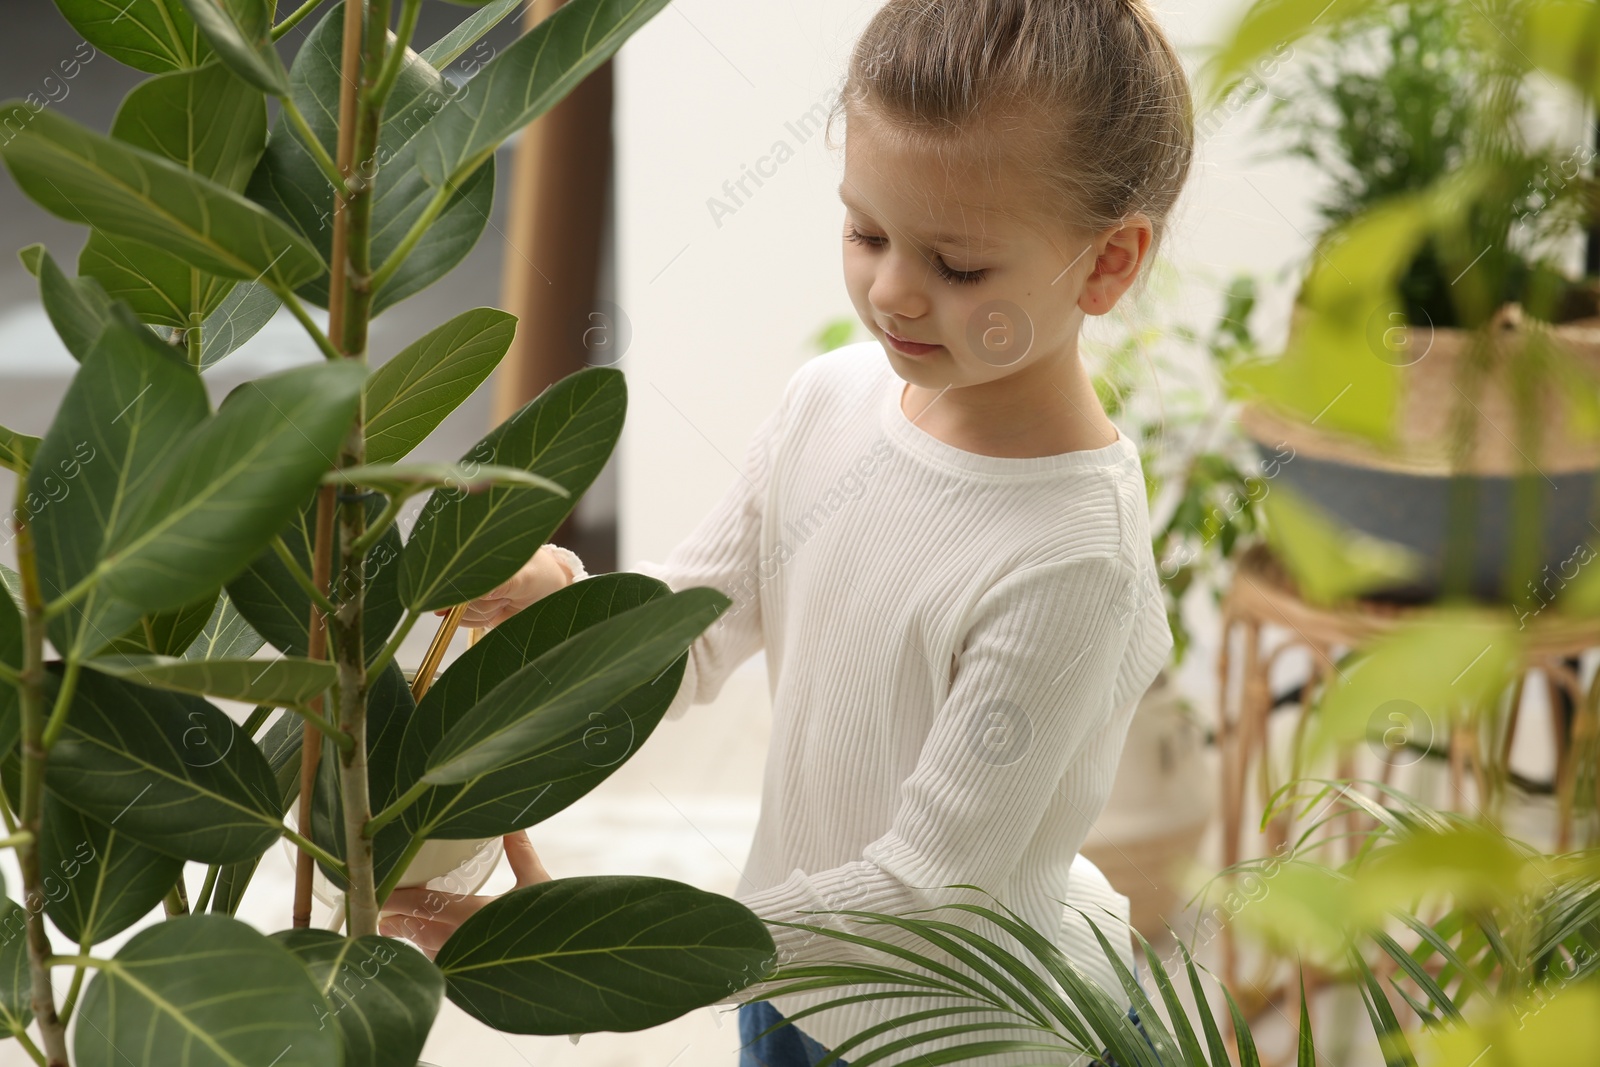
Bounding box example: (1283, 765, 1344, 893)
(738, 998, 1154, 1066)
(738, 1000, 849, 1066)
(1089, 1004, 1159, 1066)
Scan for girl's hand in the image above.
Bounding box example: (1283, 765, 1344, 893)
(377, 831, 552, 959)
(434, 546, 573, 628)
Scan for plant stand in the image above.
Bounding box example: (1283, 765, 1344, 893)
(1212, 540, 1600, 1044)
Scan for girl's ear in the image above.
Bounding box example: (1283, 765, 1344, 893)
(1078, 215, 1152, 317)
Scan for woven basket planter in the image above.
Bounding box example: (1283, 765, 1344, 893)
(1238, 301, 1600, 602)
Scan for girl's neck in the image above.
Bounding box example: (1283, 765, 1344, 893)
(900, 351, 1119, 459)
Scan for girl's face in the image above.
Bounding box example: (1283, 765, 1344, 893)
(839, 106, 1146, 389)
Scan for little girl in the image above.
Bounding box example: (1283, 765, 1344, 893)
(381, 0, 1192, 1063)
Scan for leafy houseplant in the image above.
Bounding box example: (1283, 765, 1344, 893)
(1224, 0, 1600, 608)
(0, 0, 788, 1062)
(1096, 272, 1274, 672)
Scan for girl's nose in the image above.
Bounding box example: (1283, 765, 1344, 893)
(868, 249, 933, 321)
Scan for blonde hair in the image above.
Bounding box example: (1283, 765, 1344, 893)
(826, 0, 1195, 287)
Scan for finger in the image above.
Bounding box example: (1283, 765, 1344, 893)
(503, 831, 550, 887)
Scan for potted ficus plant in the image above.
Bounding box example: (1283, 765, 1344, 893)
(1227, 0, 1600, 609)
(0, 0, 789, 1063)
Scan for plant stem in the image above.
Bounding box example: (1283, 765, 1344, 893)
(282, 97, 350, 198)
(367, 0, 422, 109)
(186, 287, 203, 369)
(11, 490, 70, 1064)
(0, 771, 18, 836)
(294, 484, 338, 929)
(363, 607, 420, 682)
(327, 0, 393, 941)
(370, 168, 468, 293)
(283, 825, 349, 878)
(37, 658, 79, 751)
(364, 778, 429, 839)
(373, 829, 429, 907)
(0, 831, 34, 850)
(241, 703, 276, 738)
(40, 566, 99, 621)
(346, 493, 403, 556)
(162, 880, 189, 917)
(291, 701, 354, 753)
(194, 863, 220, 914)
(10, 1028, 46, 1067)
(272, 534, 339, 619)
(44, 956, 106, 970)
(274, 285, 342, 362)
(296, 0, 371, 938)
(273, 0, 331, 39)
(56, 937, 91, 1026)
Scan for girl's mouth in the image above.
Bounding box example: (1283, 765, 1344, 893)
(883, 330, 941, 357)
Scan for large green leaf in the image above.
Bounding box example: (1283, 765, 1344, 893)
(1524, 0, 1600, 101)
(273, 930, 445, 1067)
(101, 588, 220, 658)
(20, 244, 115, 363)
(199, 281, 280, 369)
(112, 63, 268, 191)
(412, 0, 672, 188)
(419, 586, 728, 786)
(400, 573, 687, 839)
(1198, 0, 1381, 109)
(45, 665, 285, 865)
(331, 462, 563, 499)
(183, 591, 267, 661)
(96, 360, 367, 616)
(0, 424, 39, 475)
(30, 311, 210, 661)
(420, 0, 524, 68)
(225, 488, 405, 663)
(0, 104, 324, 291)
(210, 708, 304, 915)
(85, 652, 337, 707)
(435, 875, 776, 1034)
(311, 661, 417, 893)
(365, 307, 517, 465)
(73, 914, 341, 1067)
(0, 892, 31, 1035)
(40, 793, 184, 944)
(80, 232, 239, 332)
(50, 0, 206, 72)
(398, 365, 622, 613)
(175, 0, 289, 95)
(246, 2, 495, 314)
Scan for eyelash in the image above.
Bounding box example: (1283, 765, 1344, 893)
(844, 224, 988, 285)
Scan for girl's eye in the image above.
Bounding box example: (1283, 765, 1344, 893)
(844, 224, 987, 285)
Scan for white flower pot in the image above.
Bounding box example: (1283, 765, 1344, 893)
(281, 834, 505, 914)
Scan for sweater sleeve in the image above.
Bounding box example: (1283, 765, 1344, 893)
(713, 553, 1145, 1006)
(623, 378, 800, 723)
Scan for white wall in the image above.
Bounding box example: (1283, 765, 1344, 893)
(614, 0, 1335, 572)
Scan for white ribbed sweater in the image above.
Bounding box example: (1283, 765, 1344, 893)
(565, 341, 1171, 1065)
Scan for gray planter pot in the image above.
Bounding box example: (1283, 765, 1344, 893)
(1239, 305, 1600, 603)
